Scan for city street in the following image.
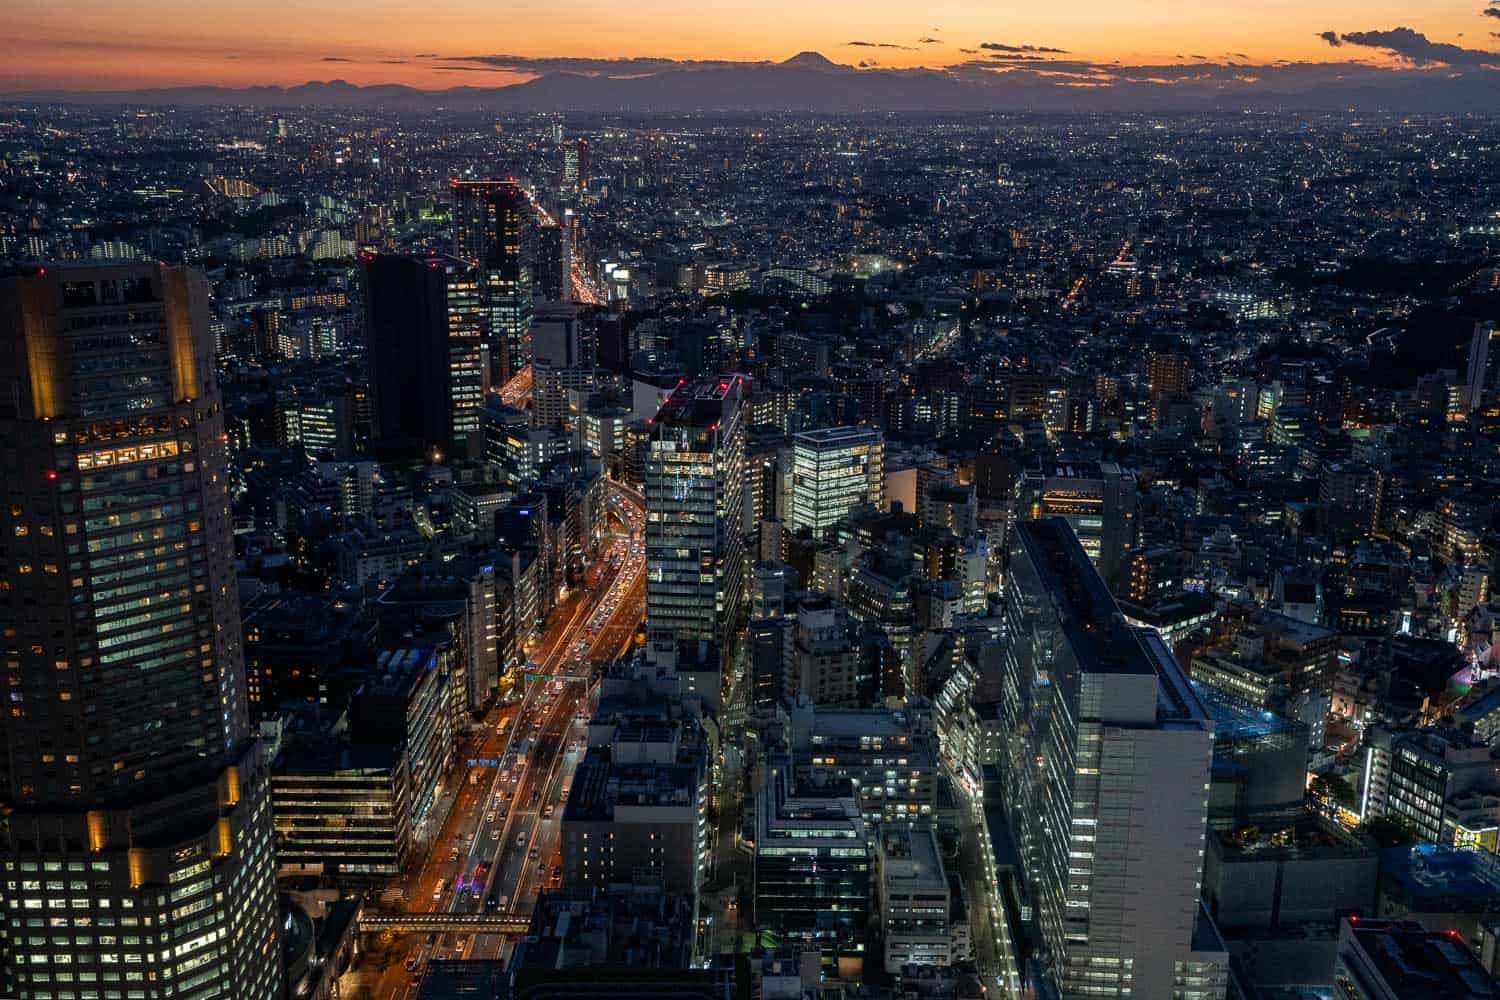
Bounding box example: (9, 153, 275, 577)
(361, 480, 645, 999)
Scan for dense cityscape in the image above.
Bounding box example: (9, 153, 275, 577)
(2, 92, 1500, 1000)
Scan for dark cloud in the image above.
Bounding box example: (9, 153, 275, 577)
(847, 40, 915, 50)
(959, 48, 978, 54)
(434, 64, 511, 72)
(1318, 31, 1343, 47)
(1485, 8, 1500, 19)
(858, 59, 878, 67)
(1190, 54, 1208, 60)
(1229, 52, 1250, 59)
(380, 59, 408, 64)
(321, 56, 354, 62)
(980, 41, 1070, 54)
(1337, 26, 1499, 65)
(988, 53, 1049, 62)
(918, 37, 941, 44)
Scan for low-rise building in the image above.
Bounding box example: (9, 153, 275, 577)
(789, 700, 937, 825)
(877, 824, 963, 973)
(753, 765, 871, 961)
(1335, 917, 1500, 999)
(560, 751, 706, 898)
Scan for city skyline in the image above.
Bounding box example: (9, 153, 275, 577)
(5, 13, 1500, 992)
(5, 1, 1500, 105)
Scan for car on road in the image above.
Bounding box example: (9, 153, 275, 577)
(516, 833, 527, 847)
(487, 812, 496, 823)
(529, 847, 539, 860)
(543, 804, 554, 818)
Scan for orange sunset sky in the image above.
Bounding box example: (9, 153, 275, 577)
(3, 0, 1498, 91)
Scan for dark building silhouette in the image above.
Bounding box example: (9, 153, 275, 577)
(362, 253, 451, 458)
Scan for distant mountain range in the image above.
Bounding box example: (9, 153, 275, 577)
(7, 52, 1500, 114)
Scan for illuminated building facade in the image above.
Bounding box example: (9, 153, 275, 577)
(645, 376, 747, 663)
(788, 425, 884, 539)
(0, 263, 284, 999)
(451, 179, 533, 384)
(1000, 518, 1226, 999)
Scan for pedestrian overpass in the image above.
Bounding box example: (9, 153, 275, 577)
(358, 911, 532, 935)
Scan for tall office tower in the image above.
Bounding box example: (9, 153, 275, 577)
(561, 209, 578, 302)
(450, 179, 533, 384)
(1465, 320, 1499, 412)
(442, 256, 488, 455)
(561, 140, 588, 192)
(645, 376, 747, 665)
(362, 253, 483, 458)
(535, 223, 568, 302)
(0, 264, 284, 1000)
(1000, 519, 1227, 1000)
(1148, 351, 1191, 426)
(788, 426, 885, 540)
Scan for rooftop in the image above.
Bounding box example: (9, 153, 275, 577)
(653, 375, 744, 430)
(563, 753, 700, 822)
(880, 825, 944, 886)
(793, 425, 882, 447)
(1014, 518, 1154, 678)
(1345, 919, 1499, 999)
(1380, 844, 1500, 904)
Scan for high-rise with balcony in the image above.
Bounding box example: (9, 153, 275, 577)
(451, 179, 533, 384)
(999, 517, 1227, 1000)
(645, 376, 747, 664)
(0, 263, 284, 999)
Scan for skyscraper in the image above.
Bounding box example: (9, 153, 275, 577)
(788, 425, 884, 538)
(0, 263, 284, 999)
(1465, 320, 1499, 412)
(535, 223, 568, 302)
(361, 253, 485, 458)
(451, 179, 533, 384)
(442, 255, 488, 452)
(362, 253, 447, 457)
(999, 518, 1227, 999)
(645, 376, 747, 663)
